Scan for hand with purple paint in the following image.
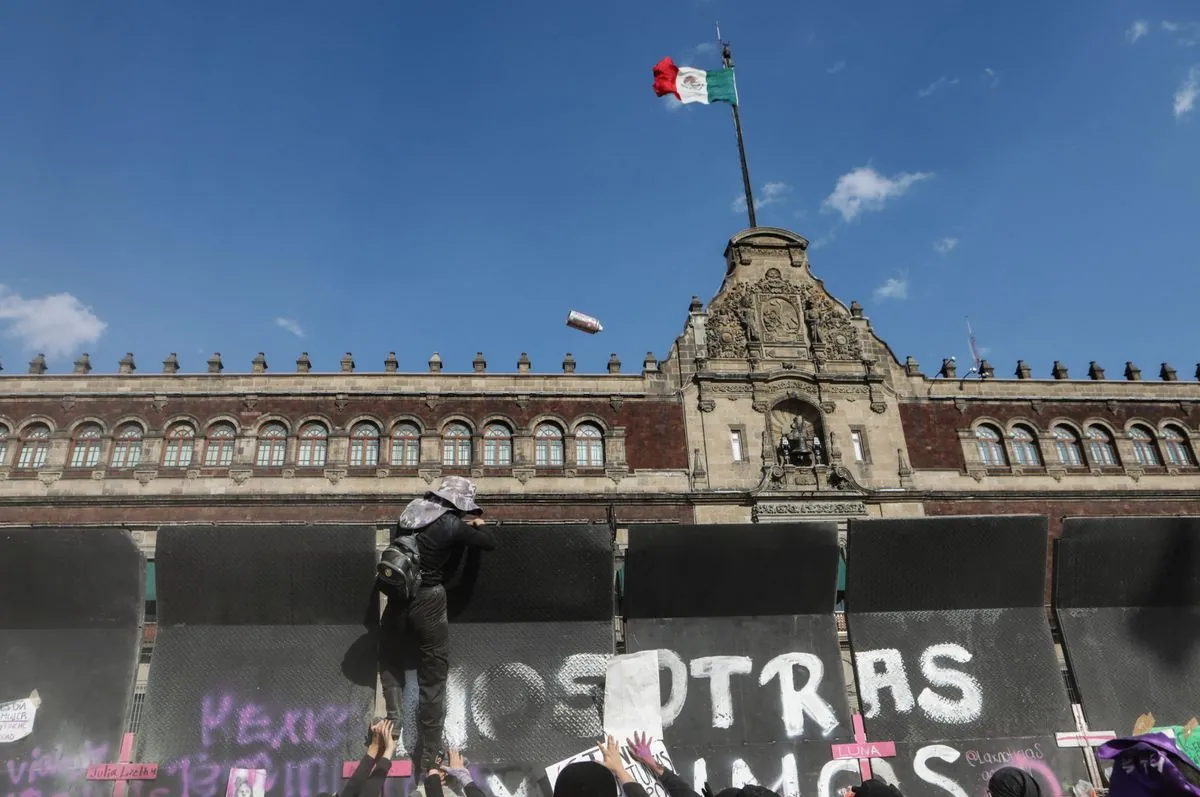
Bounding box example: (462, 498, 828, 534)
(625, 731, 664, 777)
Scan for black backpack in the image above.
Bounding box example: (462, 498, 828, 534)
(377, 533, 422, 602)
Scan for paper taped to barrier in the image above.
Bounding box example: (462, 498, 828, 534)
(226, 768, 266, 797)
(603, 651, 664, 740)
(0, 690, 41, 744)
(545, 739, 675, 797)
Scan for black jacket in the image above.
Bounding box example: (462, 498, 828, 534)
(391, 512, 497, 588)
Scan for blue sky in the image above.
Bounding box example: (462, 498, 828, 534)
(2, 1, 1198, 379)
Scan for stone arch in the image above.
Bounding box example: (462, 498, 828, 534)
(767, 397, 827, 466)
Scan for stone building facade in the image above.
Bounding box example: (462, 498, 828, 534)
(2, 227, 1199, 554)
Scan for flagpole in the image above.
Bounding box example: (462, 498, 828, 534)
(721, 37, 757, 228)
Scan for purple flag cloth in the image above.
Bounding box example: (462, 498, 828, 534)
(1098, 733, 1200, 797)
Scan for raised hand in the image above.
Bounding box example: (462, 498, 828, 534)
(625, 731, 663, 776)
(596, 735, 633, 784)
(381, 720, 396, 759)
(367, 720, 386, 758)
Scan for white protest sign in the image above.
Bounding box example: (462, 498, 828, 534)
(0, 690, 41, 744)
(545, 739, 675, 797)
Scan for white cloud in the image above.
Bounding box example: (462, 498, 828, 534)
(663, 94, 685, 112)
(1127, 20, 1150, 42)
(1175, 65, 1200, 118)
(934, 237, 959, 254)
(917, 76, 959, 98)
(873, 277, 909, 301)
(822, 167, 933, 221)
(827, 60, 846, 74)
(0, 285, 106, 359)
(982, 67, 1000, 87)
(1162, 20, 1181, 32)
(275, 317, 305, 337)
(732, 181, 793, 213)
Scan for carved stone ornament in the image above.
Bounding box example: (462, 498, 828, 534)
(820, 401, 836, 414)
(425, 394, 442, 410)
(229, 469, 252, 486)
(134, 469, 157, 486)
(38, 470, 62, 487)
(966, 467, 986, 482)
(186, 469, 202, 480)
(514, 468, 534, 485)
(698, 398, 716, 413)
(1030, 400, 1044, 416)
(1047, 466, 1066, 482)
(150, 396, 168, 413)
(514, 394, 531, 409)
(752, 501, 868, 520)
(324, 468, 347, 485)
(91, 469, 106, 480)
(1106, 400, 1121, 414)
(606, 467, 627, 484)
(609, 395, 624, 412)
(807, 293, 862, 361)
(418, 469, 440, 485)
(242, 394, 259, 410)
(376, 468, 390, 479)
(61, 396, 77, 412)
(281, 468, 296, 479)
(334, 394, 350, 411)
(871, 400, 888, 414)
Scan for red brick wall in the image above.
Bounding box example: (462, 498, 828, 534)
(0, 499, 695, 527)
(900, 400, 1200, 470)
(1, 394, 688, 471)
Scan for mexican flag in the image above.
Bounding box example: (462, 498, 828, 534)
(652, 57, 737, 105)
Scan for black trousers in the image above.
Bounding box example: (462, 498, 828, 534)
(379, 584, 448, 764)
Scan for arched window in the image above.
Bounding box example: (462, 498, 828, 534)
(1053, 426, 1084, 466)
(0, 424, 9, 466)
(350, 422, 381, 466)
(974, 425, 1006, 466)
(442, 423, 472, 466)
(1086, 425, 1118, 466)
(390, 423, 420, 467)
(297, 423, 328, 467)
(1010, 426, 1040, 466)
(1162, 426, 1195, 467)
(110, 424, 144, 469)
(535, 424, 564, 467)
(17, 427, 51, 470)
(483, 423, 513, 466)
(70, 424, 104, 468)
(18, 424, 51, 469)
(256, 423, 288, 467)
(576, 423, 605, 467)
(204, 423, 237, 467)
(162, 424, 195, 468)
(1129, 426, 1160, 466)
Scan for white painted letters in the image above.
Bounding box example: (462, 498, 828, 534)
(917, 644, 983, 725)
(914, 744, 969, 797)
(657, 648, 689, 728)
(855, 648, 914, 719)
(817, 757, 859, 797)
(553, 653, 608, 735)
(759, 653, 840, 737)
(690, 656, 754, 729)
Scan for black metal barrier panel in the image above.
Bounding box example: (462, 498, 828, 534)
(134, 524, 379, 797)
(623, 523, 853, 796)
(846, 516, 1088, 797)
(0, 527, 144, 797)
(1055, 517, 1200, 737)
(375, 525, 614, 797)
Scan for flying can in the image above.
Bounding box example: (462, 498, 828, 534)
(565, 310, 603, 334)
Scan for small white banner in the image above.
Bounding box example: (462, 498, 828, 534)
(0, 690, 41, 744)
(545, 739, 675, 797)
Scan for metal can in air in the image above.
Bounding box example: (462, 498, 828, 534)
(565, 310, 603, 334)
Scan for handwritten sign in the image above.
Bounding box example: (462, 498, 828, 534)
(0, 690, 41, 744)
(545, 739, 675, 797)
(831, 742, 897, 760)
(86, 763, 160, 780)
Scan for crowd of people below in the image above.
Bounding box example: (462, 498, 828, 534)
(333, 723, 1061, 797)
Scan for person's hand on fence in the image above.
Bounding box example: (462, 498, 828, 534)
(367, 720, 387, 758)
(626, 731, 664, 776)
(381, 721, 396, 759)
(597, 735, 634, 784)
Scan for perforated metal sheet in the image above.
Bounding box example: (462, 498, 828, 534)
(446, 525, 613, 623)
(847, 516, 1048, 612)
(156, 524, 378, 626)
(624, 523, 839, 619)
(846, 609, 1074, 742)
(135, 625, 376, 797)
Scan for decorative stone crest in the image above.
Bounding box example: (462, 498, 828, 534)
(38, 470, 62, 487)
(61, 396, 76, 412)
(609, 395, 624, 412)
(514, 468, 534, 485)
(334, 394, 350, 411)
(425, 394, 442, 410)
(376, 468, 390, 479)
(135, 469, 157, 486)
(698, 399, 716, 413)
(242, 394, 259, 410)
(514, 394, 531, 409)
(324, 468, 346, 485)
(281, 468, 296, 479)
(229, 469, 252, 486)
(150, 396, 168, 413)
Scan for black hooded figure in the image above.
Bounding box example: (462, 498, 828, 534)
(987, 768, 1042, 797)
(378, 476, 496, 770)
